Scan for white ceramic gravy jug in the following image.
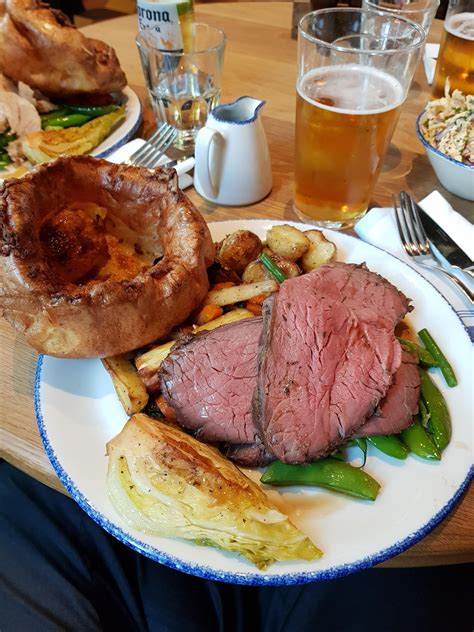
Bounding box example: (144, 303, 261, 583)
(194, 96, 272, 206)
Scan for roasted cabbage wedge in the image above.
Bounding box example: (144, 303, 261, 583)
(22, 108, 125, 164)
(107, 414, 321, 569)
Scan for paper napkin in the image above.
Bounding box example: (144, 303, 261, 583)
(423, 43, 439, 85)
(107, 139, 194, 189)
(355, 191, 474, 341)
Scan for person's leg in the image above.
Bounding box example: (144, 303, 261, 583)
(0, 462, 242, 632)
(255, 563, 474, 632)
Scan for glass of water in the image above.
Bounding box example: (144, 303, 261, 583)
(361, 0, 439, 32)
(136, 23, 227, 149)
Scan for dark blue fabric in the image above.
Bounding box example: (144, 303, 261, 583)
(0, 461, 472, 632)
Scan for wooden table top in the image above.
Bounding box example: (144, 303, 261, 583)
(0, 3, 472, 569)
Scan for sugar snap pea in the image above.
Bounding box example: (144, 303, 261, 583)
(418, 328, 457, 387)
(401, 417, 441, 461)
(419, 368, 451, 451)
(367, 435, 408, 460)
(260, 458, 381, 501)
(346, 438, 367, 466)
(397, 337, 437, 368)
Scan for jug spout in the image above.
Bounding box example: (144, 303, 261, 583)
(212, 95, 265, 124)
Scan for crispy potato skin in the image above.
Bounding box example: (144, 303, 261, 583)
(217, 230, 262, 276)
(0, 156, 215, 358)
(300, 230, 337, 272)
(266, 225, 310, 261)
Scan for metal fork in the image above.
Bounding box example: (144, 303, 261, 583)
(394, 191, 474, 302)
(127, 122, 178, 168)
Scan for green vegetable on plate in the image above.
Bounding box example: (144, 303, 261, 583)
(261, 458, 381, 501)
(419, 368, 452, 451)
(367, 435, 408, 460)
(260, 252, 287, 283)
(397, 337, 437, 368)
(401, 416, 441, 461)
(418, 328, 457, 387)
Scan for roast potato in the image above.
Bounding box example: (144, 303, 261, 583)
(0, 156, 215, 358)
(242, 257, 301, 284)
(216, 230, 262, 276)
(102, 355, 149, 415)
(266, 225, 310, 261)
(300, 230, 337, 272)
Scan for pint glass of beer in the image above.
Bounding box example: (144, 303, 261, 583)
(432, 0, 474, 98)
(295, 9, 425, 228)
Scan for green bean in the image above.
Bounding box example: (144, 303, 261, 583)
(418, 328, 457, 387)
(43, 113, 92, 129)
(259, 252, 286, 283)
(401, 417, 441, 461)
(40, 108, 69, 125)
(260, 458, 381, 501)
(397, 337, 437, 368)
(367, 435, 408, 460)
(65, 104, 119, 116)
(419, 368, 451, 451)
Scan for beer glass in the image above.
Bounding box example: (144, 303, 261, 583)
(362, 0, 439, 32)
(295, 9, 425, 229)
(432, 0, 474, 97)
(137, 23, 226, 149)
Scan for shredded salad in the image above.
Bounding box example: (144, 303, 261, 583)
(420, 88, 474, 166)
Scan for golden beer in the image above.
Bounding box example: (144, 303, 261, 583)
(432, 12, 474, 97)
(294, 66, 403, 226)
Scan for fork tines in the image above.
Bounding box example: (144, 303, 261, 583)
(393, 191, 430, 257)
(127, 122, 178, 169)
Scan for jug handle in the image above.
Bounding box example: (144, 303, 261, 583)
(195, 127, 222, 199)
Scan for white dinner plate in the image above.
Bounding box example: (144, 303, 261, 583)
(90, 86, 142, 158)
(0, 86, 142, 179)
(35, 219, 473, 586)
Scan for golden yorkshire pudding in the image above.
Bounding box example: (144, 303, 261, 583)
(0, 0, 127, 97)
(0, 155, 215, 358)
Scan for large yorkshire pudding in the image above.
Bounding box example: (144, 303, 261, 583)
(0, 0, 127, 97)
(0, 156, 215, 358)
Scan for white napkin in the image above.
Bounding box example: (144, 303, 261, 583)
(106, 139, 194, 189)
(355, 192, 474, 341)
(423, 43, 439, 85)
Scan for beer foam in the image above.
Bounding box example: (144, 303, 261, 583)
(445, 12, 474, 41)
(297, 65, 404, 115)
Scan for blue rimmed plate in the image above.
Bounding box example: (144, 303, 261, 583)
(35, 220, 473, 586)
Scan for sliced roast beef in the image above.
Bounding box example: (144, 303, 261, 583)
(223, 441, 273, 468)
(356, 350, 420, 437)
(160, 317, 261, 445)
(253, 263, 408, 463)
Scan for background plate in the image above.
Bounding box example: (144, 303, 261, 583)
(36, 219, 473, 586)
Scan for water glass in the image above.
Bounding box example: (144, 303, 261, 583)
(294, 9, 425, 229)
(432, 0, 474, 97)
(136, 23, 227, 149)
(362, 0, 440, 32)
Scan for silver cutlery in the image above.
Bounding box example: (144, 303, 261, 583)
(127, 122, 178, 168)
(393, 191, 474, 302)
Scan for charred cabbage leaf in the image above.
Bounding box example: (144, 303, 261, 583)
(107, 414, 321, 569)
(22, 108, 125, 164)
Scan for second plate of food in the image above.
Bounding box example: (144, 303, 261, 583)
(35, 219, 473, 585)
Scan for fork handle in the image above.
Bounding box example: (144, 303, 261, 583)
(433, 265, 474, 303)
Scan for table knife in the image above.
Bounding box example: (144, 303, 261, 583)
(418, 206, 474, 271)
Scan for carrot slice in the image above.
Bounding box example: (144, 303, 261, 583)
(211, 282, 236, 290)
(195, 303, 224, 326)
(246, 302, 263, 316)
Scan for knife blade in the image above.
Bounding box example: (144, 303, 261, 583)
(418, 206, 473, 270)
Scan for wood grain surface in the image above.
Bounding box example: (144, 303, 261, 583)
(0, 3, 472, 568)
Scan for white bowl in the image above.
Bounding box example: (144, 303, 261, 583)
(416, 113, 474, 202)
